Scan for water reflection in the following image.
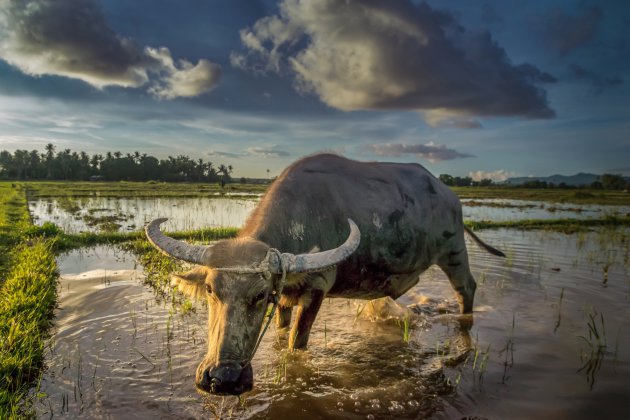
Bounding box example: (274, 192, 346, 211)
(29, 196, 258, 233)
(29, 197, 630, 234)
(461, 198, 630, 222)
(37, 228, 630, 418)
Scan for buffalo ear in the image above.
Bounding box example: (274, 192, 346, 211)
(171, 266, 211, 300)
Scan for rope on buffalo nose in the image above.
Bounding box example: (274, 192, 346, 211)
(244, 248, 286, 367)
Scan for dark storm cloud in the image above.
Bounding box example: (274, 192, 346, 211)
(569, 63, 623, 91)
(233, 0, 555, 120)
(0, 0, 220, 98)
(368, 143, 474, 162)
(543, 6, 602, 55)
(517, 64, 558, 84)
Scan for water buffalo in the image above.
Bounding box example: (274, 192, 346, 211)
(145, 153, 504, 395)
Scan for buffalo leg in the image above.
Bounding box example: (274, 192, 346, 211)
(438, 243, 477, 314)
(276, 306, 292, 329)
(289, 288, 325, 350)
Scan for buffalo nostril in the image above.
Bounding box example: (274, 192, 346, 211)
(200, 369, 212, 387)
(210, 377, 221, 393)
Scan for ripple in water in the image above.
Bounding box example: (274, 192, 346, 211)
(36, 228, 630, 418)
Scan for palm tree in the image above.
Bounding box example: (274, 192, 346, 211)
(44, 143, 55, 179)
(217, 164, 233, 188)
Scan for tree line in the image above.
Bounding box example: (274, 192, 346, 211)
(0, 144, 233, 183)
(438, 173, 629, 190)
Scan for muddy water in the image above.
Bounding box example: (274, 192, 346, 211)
(37, 229, 630, 419)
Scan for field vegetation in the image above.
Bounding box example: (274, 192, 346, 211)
(20, 180, 629, 205)
(24, 180, 267, 199)
(0, 183, 58, 417)
(1, 178, 629, 416)
(451, 186, 630, 206)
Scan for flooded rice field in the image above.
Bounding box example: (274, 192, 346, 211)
(29, 197, 630, 233)
(29, 197, 259, 233)
(461, 198, 630, 222)
(36, 228, 630, 419)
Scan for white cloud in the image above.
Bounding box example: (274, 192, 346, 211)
(0, 0, 220, 98)
(234, 0, 555, 119)
(468, 169, 517, 182)
(146, 48, 221, 99)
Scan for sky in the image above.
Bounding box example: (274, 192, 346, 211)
(0, 0, 628, 180)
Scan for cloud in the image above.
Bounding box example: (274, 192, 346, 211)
(233, 0, 555, 120)
(0, 0, 220, 98)
(207, 149, 244, 158)
(423, 109, 482, 129)
(369, 142, 474, 163)
(244, 145, 290, 157)
(543, 6, 602, 55)
(146, 47, 221, 99)
(569, 63, 623, 91)
(468, 169, 517, 182)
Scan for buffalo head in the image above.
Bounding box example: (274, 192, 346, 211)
(145, 218, 360, 395)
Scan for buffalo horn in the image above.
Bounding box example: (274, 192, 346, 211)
(274, 218, 361, 273)
(145, 218, 211, 264)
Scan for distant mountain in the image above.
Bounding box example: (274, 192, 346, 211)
(506, 173, 601, 186)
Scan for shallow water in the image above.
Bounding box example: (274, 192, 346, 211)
(29, 197, 258, 233)
(461, 198, 630, 222)
(29, 197, 630, 234)
(36, 229, 630, 419)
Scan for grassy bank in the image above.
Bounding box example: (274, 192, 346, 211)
(452, 186, 630, 206)
(24, 180, 267, 198)
(21, 181, 630, 206)
(465, 214, 630, 234)
(0, 183, 32, 279)
(0, 241, 58, 418)
(0, 183, 59, 417)
(55, 226, 239, 251)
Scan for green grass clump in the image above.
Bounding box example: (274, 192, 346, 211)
(55, 226, 239, 251)
(465, 215, 630, 234)
(0, 183, 31, 234)
(0, 240, 58, 418)
(0, 183, 32, 282)
(120, 225, 237, 290)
